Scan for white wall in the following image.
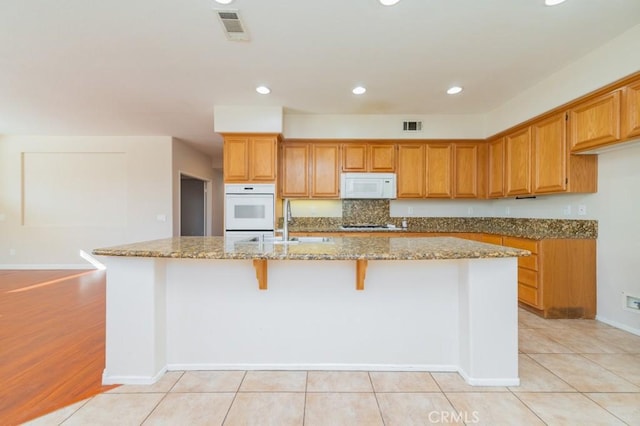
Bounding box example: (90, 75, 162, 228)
(485, 23, 640, 136)
(0, 135, 173, 267)
(284, 114, 486, 140)
(589, 145, 640, 333)
(171, 139, 216, 236)
(214, 106, 283, 133)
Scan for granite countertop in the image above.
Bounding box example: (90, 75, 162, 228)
(93, 236, 529, 261)
(286, 217, 598, 239)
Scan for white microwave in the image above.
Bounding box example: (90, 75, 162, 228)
(340, 173, 397, 199)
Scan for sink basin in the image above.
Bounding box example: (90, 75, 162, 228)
(290, 237, 333, 243)
(247, 236, 333, 244)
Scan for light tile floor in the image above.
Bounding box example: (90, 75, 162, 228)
(25, 309, 640, 425)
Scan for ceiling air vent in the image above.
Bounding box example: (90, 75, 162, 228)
(402, 121, 423, 132)
(216, 10, 250, 41)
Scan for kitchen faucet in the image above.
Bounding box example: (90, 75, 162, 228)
(282, 198, 291, 241)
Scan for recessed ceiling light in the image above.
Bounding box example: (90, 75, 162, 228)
(447, 86, 463, 95)
(214, 0, 234, 4)
(379, 0, 401, 5)
(256, 86, 271, 95)
(352, 86, 366, 95)
(545, 0, 566, 6)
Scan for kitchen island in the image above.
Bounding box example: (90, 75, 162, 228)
(93, 236, 528, 387)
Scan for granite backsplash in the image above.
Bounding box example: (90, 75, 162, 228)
(281, 200, 597, 239)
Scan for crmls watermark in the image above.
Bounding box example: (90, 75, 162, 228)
(428, 410, 480, 424)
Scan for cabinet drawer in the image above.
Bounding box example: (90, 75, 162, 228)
(503, 236, 539, 253)
(481, 234, 503, 245)
(518, 283, 540, 307)
(518, 267, 538, 288)
(518, 253, 538, 271)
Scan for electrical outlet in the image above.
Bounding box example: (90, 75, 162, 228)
(563, 205, 571, 216)
(624, 293, 640, 313)
(467, 207, 473, 216)
(156, 214, 167, 222)
(505, 207, 511, 216)
(578, 205, 587, 216)
(408, 207, 414, 216)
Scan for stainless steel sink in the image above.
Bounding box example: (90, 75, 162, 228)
(247, 236, 334, 244)
(290, 237, 333, 243)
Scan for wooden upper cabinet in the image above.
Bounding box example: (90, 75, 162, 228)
(622, 80, 640, 140)
(532, 113, 567, 194)
(311, 144, 340, 198)
(425, 144, 452, 198)
(453, 143, 479, 198)
(488, 138, 505, 198)
(223, 134, 278, 182)
(342, 143, 395, 172)
(223, 136, 249, 181)
(280, 143, 310, 197)
(250, 136, 278, 181)
(570, 90, 621, 152)
(397, 144, 425, 198)
(342, 144, 367, 172)
(505, 127, 532, 196)
(369, 144, 396, 172)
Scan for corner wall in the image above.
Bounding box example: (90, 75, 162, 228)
(171, 139, 216, 236)
(0, 135, 173, 268)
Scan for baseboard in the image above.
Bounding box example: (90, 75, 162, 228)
(595, 315, 640, 337)
(102, 367, 167, 385)
(166, 363, 459, 373)
(458, 368, 520, 387)
(0, 264, 95, 270)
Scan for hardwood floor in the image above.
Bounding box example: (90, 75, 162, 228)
(0, 270, 116, 425)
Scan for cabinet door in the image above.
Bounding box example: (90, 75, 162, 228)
(570, 90, 621, 151)
(311, 144, 340, 198)
(250, 136, 277, 181)
(622, 80, 640, 139)
(505, 127, 532, 196)
(425, 144, 452, 198)
(488, 138, 505, 198)
(532, 113, 567, 194)
(280, 144, 309, 197)
(397, 144, 425, 198)
(342, 144, 367, 172)
(223, 137, 249, 182)
(369, 144, 396, 172)
(453, 143, 478, 198)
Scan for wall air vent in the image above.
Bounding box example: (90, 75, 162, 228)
(216, 10, 250, 41)
(402, 121, 423, 132)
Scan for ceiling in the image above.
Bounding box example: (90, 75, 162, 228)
(1, 0, 640, 160)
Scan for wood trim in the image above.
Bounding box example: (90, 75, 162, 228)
(356, 259, 368, 291)
(253, 259, 268, 290)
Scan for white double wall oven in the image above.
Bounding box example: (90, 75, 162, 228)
(224, 183, 275, 242)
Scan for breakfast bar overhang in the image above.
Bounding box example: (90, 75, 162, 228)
(94, 236, 529, 387)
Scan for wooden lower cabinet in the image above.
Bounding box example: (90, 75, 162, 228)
(502, 236, 596, 319)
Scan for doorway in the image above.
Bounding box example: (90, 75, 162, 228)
(180, 174, 207, 236)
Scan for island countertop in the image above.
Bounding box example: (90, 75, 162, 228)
(93, 236, 529, 261)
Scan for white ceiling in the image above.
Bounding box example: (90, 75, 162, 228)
(1, 0, 640, 159)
